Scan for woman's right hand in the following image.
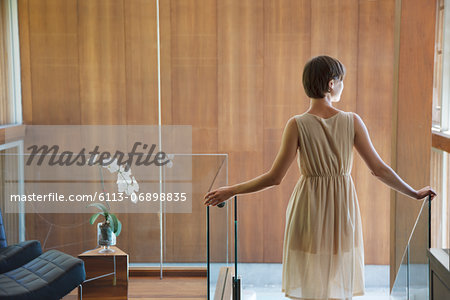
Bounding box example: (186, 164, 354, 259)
(415, 186, 437, 201)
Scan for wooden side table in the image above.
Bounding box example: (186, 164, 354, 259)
(78, 246, 129, 300)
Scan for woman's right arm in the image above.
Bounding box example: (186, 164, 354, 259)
(352, 113, 436, 200)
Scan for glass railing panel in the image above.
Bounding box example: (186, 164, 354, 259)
(391, 198, 430, 299)
(1, 150, 229, 262)
(163, 154, 228, 264)
(408, 200, 430, 299)
(391, 246, 408, 300)
(1, 152, 109, 256)
(408, 199, 431, 300)
(194, 155, 230, 298)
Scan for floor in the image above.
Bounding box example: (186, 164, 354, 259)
(64, 276, 207, 299)
(213, 263, 392, 300)
(64, 277, 390, 300)
(63, 263, 425, 299)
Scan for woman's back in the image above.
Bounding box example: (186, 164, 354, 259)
(295, 110, 354, 178)
(282, 110, 365, 299)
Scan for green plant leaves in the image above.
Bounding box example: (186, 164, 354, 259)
(108, 213, 121, 236)
(115, 220, 122, 237)
(87, 203, 109, 215)
(87, 202, 121, 236)
(89, 212, 102, 225)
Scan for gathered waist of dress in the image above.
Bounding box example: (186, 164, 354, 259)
(301, 173, 350, 178)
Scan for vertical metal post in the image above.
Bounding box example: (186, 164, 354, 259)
(207, 205, 210, 300)
(428, 194, 432, 300)
(428, 194, 431, 249)
(232, 196, 241, 300)
(155, 0, 164, 281)
(406, 244, 410, 299)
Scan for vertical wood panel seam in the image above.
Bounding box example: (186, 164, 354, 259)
(262, 0, 266, 261)
(123, 0, 127, 125)
(170, 0, 173, 125)
(355, 1, 360, 139)
(215, 0, 218, 151)
(76, 0, 82, 125)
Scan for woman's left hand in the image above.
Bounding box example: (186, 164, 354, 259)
(204, 186, 234, 206)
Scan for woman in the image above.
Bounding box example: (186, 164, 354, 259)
(203, 55, 436, 299)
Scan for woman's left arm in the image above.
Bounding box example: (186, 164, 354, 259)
(204, 117, 299, 206)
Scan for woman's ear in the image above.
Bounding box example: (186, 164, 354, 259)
(328, 80, 334, 91)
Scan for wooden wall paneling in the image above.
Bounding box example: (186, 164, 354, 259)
(356, 0, 395, 265)
(310, 0, 358, 114)
(159, 0, 174, 263)
(166, 0, 218, 262)
(122, 0, 160, 263)
(124, 0, 159, 125)
(21, 0, 85, 257)
(217, 0, 264, 153)
(217, 0, 264, 263)
(433, 132, 450, 153)
(28, 0, 80, 125)
(170, 0, 218, 141)
(17, 0, 32, 124)
(78, 0, 126, 125)
(160, 0, 173, 125)
(261, 0, 311, 262)
(13, 0, 415, 265)
(391, 0, 435, 289)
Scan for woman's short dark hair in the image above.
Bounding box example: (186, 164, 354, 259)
(302, 55, 346, 98)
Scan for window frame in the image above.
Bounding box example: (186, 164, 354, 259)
(1, 0, 22, 127)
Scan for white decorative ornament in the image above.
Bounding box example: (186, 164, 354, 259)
(96, 156, 140, 204)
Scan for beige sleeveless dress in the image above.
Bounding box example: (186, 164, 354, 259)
(281, 111, 365, 300)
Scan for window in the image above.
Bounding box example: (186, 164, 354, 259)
(0, 0, 22, 126)
(431, 0, 449, 250)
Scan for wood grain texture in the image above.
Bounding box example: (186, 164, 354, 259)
(391, 0, 436, 289)
(164, 0, 218, 264)
(78, 0, 126, 125)
(78, 246, 129, 300)
(129, 266, 206, 277)
(27, 0, 81, 125)
(16, 0, 404, 265)
(261, 0, 310, 263)
(64, 276, 207, 300)
(432, 132, 450, 153)
(124, 0, 159, 125)
(17, 0, 32, 124)
(357, 0, 395, 265)
(121, 0, 161, 262)
(217, 0, 265, 262)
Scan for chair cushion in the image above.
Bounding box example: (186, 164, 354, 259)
(0, 240, 42, 274)
(0, 208, 7, 248)
(0, 250, 86, 300)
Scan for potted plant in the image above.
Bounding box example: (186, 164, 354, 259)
(88, 203, 122, 253)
